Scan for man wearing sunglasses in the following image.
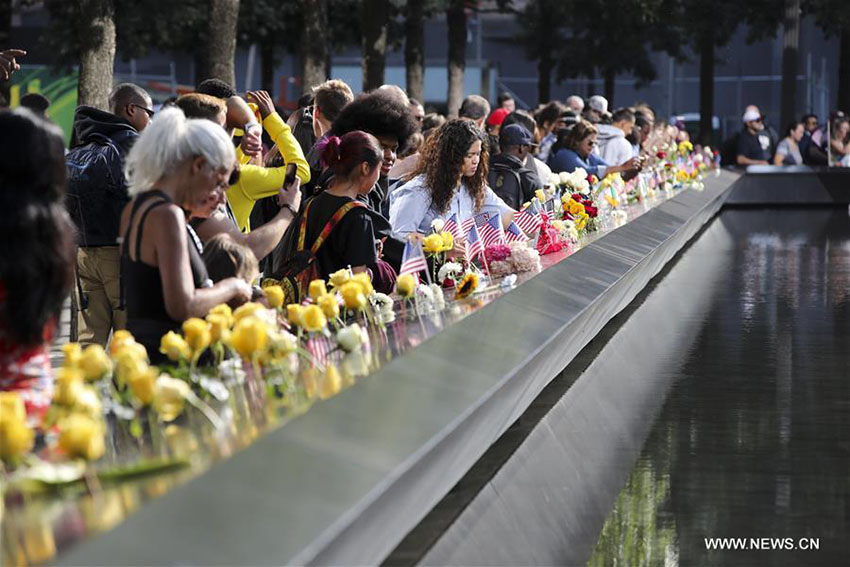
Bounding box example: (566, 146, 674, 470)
(736, 107, 772, 166)
(66, 83, 153, 347)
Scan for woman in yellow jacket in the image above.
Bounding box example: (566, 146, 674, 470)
(228, 90, 310, 232)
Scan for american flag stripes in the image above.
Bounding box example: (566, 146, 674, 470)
(505, 221, 527, 243)
(514, 207, 542, 235)
(443, 213, 462, 242)
(480, 215, 506, 248)
(399, 238, 428, 276)
(464, 222, 484, 262)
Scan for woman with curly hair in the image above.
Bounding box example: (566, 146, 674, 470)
(0, 109, 75, 414)
(389, 119, 514, 238)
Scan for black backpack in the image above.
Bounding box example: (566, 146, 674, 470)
(66, 131, 134, 247)
(488, 163, 524, 210)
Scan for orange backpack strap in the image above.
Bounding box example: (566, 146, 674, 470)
(309, 200, 367, 255)
(296, 200, 314, 251)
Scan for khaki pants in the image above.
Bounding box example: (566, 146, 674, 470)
(76, 246, 126, 347)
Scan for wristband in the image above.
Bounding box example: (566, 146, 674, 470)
(281, 203, 298, 216)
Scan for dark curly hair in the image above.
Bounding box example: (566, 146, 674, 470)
(329, 89, 419, 155)
(0, 109, 75, 345)
(411, 119, 489, 215)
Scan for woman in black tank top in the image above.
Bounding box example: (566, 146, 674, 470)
(120, 109, 252, 361)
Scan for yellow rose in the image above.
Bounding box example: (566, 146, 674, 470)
(230, 316, 269, 358)
(396, 273, 417, 298)
(127, 365, 158, 406)
(57, 414, 105, 461)
(0, 391, 27, 423)
(73, 385, 103, 418)
(317, 293, 340, 319)
(61, 342, 82, 368)
(308, 279, 328, 301)
(208, 303, 234, 327)
(339, 281, 367, 310)
(328, 268, 351, 288)
(423, 233, 444, 254)
(0, 412, 35, 462)
(286, 304, 304, 327)
(350, 272, 374, 296)
(568, 199, 585, 216)
(319, 364, 342, 399)
(182, 318, 211, 353)
(206, 313, 230, 343)
(439, 231, 454, 252)
(301, 305, 327, 333)
(159, 331, 192, 362)
(153, 376, 190, 422)
(79, 344, 112, 382)
(113, 348, 148, 387)
(109, 329, 136, 356)
(535, 189, 546, 202)
(53, 367, 85, 406)
(263, 285, 285, 309)
(233, 302, 264, 324)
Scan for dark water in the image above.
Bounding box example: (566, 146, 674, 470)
(588, 209, 850, 567)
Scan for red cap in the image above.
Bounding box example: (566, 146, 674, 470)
(486, 107, 510, 127)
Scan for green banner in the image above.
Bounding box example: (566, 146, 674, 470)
(10, 65, 79, 146)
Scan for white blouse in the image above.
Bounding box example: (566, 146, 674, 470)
(389, 174, 513, 237)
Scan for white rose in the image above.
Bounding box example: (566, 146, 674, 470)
(337, 324, 365, 352)
(558, 171, 571, 185)
(548, 173, 561, 187)
(428, 284, 446, 309)
(572, 167, 587, 180)
(431, 218, 445, 232)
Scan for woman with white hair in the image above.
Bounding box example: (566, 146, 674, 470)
(120, 108, 252, 359)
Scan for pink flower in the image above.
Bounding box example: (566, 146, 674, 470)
(485, 244, 511, 263)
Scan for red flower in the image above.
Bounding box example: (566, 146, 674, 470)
(656, 151, 666, 159)
(584, 205, 598, 217)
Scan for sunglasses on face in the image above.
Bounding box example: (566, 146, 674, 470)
(130, 103, 155, 118)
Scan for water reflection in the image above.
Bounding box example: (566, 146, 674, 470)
(589, 209, 850, 566)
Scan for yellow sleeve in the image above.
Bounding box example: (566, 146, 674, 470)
(227, 164, 286, 232)
(263, 112, 311, 184)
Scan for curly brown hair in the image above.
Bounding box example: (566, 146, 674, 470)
(410, 119, 489, 215)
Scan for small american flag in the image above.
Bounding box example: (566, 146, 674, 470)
(505, 221, 527, 243)
(443, 213, 462, 242)
(480, 215, 505, 248)
(473, 212, 491, 227)
(399, 238, 428, 276)
(464, 222, 484, 262)
(514, 207, 541, 235)
(460, 216, 475, 237)
(539, 208, 551, 224)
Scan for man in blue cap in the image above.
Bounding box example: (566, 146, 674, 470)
(488, 123, 543, 209)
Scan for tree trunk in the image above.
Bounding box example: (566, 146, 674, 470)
(361, 0, 389, 92)
(603, 69, 615, 107)
(839, 25, 850, 114)
(446, 0, 466, 118)
(261, 41, 275, 93)
(77, 0, 116, 111)
(301, 0, 329, 95)
(0, 0, 12, 101)
(780, 0, 800, 130)
(698, 32, 715, 147)
(204, 0, 239, 87)
(538, 47, 552, 104)
(405, 0, 425, 102)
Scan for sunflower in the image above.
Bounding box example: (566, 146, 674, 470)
(455, 272, 479, 299)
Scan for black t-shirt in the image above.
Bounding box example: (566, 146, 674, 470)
(737, 129, 772, 162)
(301, 192, 378, 278)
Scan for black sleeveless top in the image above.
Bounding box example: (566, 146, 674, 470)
(121, 190, 210, 362)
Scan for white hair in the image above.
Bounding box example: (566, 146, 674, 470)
(124, 107, 236, 196)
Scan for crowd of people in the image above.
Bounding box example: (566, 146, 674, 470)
(729, 105, 850, 167)
(1, 43, 849, 407)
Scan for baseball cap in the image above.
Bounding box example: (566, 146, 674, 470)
(559, 109, 579, 126)
(742, 109, 761, 123)
(500, 123, 536, 146)
(588, 95, 611, 117)
(487, 107, 511, 127)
